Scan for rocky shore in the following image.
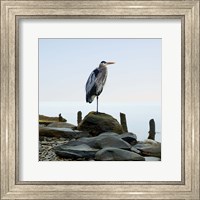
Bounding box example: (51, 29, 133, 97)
(39, 112, 161, 161)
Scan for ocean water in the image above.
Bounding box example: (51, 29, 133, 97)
(39, 101, 161, 142)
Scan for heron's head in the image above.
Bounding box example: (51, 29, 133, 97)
(99, 61, 115, 68)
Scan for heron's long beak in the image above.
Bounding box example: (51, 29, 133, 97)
(106, 62, 115, 65)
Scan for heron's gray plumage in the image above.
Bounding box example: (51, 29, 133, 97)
(85, 61, 115, 113)
(86, 66, 107, 103)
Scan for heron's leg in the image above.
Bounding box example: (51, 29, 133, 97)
(96, 96, 99, 114)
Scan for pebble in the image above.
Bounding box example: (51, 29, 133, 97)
(39, 137, 98, 161)
(39, 136, 71, 161)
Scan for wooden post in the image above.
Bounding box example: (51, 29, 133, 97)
(77, 111, 82, 125)
(148, 119, 156, 140)
(120, 112, 128, 132)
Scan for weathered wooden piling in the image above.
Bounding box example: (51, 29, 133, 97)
(77, 111, 82, 125)
(120, 112, 128, 132)
(148, 119, 156, 140)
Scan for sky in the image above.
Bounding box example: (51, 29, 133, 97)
(39, 39, 161, 104)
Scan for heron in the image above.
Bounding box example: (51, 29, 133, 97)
(85, 61, 115, 114)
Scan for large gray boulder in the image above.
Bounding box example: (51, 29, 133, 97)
(95, 135, 131, 149)
(77, 112, 123, 136)
(95, 147, 145, 161)
(62, 133, 131, 149)
(78, 134, 131, 150)
(54, 144, 98, 159)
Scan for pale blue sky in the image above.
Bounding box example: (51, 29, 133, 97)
(39, 39, 161, 104)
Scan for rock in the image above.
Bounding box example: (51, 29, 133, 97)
(95, 147, 145, 161)
(98, 132, 120, 137)
(39, 114, 67, 125)
(77, 112, 123, 136)
(54, 144, 98, 159)
(143, 139, 159, 145)
(96, 135, 131, 149)
(57, 132, 131, 151)
(133, 140, 161, 158)
(145, 156, 161, 161)
(74, 130, 91, 138)
(66, 140, 86, 146)
(131, 146, 141, 154)
(47, 122, 76, 129)
(39, 124, 46, 127)
(39, 136, 70, 161)
(119, 132, 137, 145)
(39, 136, 45, 141)
(74, 132, 116, 145)
(39, 127, 90, 139)
(78, 134, 131, 150)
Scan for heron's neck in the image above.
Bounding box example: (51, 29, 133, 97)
(99, 65, 107, 70)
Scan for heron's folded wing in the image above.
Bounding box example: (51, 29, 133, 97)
(85, 68, 99, 95)
(95, 69, 107, 95)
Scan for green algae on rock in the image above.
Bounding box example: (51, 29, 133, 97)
(39, 114, 67, 126)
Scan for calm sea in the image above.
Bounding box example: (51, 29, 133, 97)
(39, 102, 161, 142)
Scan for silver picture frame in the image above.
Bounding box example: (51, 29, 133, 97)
(0, 0, 199, 199)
